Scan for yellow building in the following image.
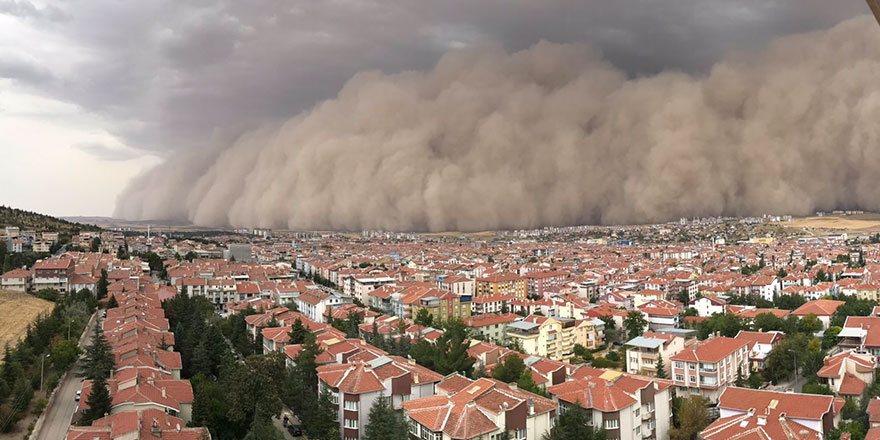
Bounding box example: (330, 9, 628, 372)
(505, 315, 602, 360)
(410, 289, 472, 324)
(476, 273, 527, 298)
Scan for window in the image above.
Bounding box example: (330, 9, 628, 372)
(674, 362, 683, 369)
(675, 375, 684, 381)
(648, 402, 655, 412)
(344, 400, 359, 411)
(515, 428, 527, 439)
(689, 376, 696, 382)
(409, 421, 419, 436)
(329, 393, 339, 405)
(688, 363, 696, 369)
(344, 418, 358, 429)
(634, 408, 640, 417)
(604, 419, 619, 429)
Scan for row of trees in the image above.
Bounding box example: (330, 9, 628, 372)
(0, 288, 96, 433)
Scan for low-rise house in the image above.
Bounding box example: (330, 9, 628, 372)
(66, 409, 211, 440)
(625, 332, 687, 377)
(734, 330, 784, 372)
(402, 375, 557, 440)
(817, 350, 877, 398)
(78, 375, 194, 423)
(465, 312, 521, 343)
(839, 316, 880, 355)
(689, 295, 726, 317)
(700, 387, 841, 439)
(792, 299, 846, 330)
(0, 268, 32, 292)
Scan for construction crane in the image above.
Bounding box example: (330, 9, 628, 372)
(869, 0, 880, 25)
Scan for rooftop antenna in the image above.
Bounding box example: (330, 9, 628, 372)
(870, 0, 880, 25)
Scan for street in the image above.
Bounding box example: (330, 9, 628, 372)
(272, 408, 307, 440)
(32, 312, 98, 440)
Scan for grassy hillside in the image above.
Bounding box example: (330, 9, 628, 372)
(0, 205, 102, 234)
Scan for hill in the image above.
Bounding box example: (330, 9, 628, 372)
(0, 205, 102, 234)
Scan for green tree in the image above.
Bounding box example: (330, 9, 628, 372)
(90, 237, 101, 252)
(623, 311, 647, 339)
(493, 355, 526, 383)
(2, 254, 11, 274)
(51, 339, 81, 371)
(669, 395, 708, 440)
(655, 356, 667, 379)
(79, 375, 112, 425)
(81, 320, 115, 380)
(364, 393, 408, 440)
(543, 404, 605, 440)
(823, 326, 842, 350)
(106, 294, 118, 309)
(96, 269, 109, 300)
(414, 308, 434, 327)
(287, 318, 309, 345)
(798, 314, 823, 334)
(36, 288, 60, 302)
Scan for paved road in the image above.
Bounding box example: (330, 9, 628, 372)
(272, 408, 307, 440)
(33, 313, 98, 440)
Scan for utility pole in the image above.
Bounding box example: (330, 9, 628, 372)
(39, 354, 50, 392)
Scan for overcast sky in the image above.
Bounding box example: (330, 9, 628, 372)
(0, 0, 871, 217)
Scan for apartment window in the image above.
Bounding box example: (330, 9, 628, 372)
(604, 419, 619, 430)
(344, 418, 358, 429)
(409, 421, 419, 436)
(345, 437, 358, 440)
(674, 362, 683, 369)
(648, 402, 655, 412)
(344, 400, 359, 411)
(329, 393, 339, 405)
(634, 408, 640, 417)
(688, 363, 696, 369)
(689, 376, 696, 382)
(515, 428, 527, 440)
(635, 426, 640, 435)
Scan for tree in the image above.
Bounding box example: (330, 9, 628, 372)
(655, 356, 667, 379)
(81, 320, 115, 380)
(823, 326, 842, 350)
(543, 404, 605, 440)
(412, 319, 475, 376)
(36, 288, 60, 302)
(79, 375, 112, 425)
(90, 237, 101, 252)
(414, 308, 434, 327)
(492, 354, 526, 383)
(669, 395, 708, 440)
(623, 311, 647, 340)
(106, 294, 118, 309)
(517, 369, 546, 396)
(51, 339, 81, 371)
(798, 314, 822, 334)
(287, 318, 308, 345)
(96, 269, 109, 300)
(363, 393, 408, 440)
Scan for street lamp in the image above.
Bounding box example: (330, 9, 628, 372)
(40, 353, 51, 392)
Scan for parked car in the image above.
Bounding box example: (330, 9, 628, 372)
(287, 425, 302, 437)
(75, 390, 81, 401)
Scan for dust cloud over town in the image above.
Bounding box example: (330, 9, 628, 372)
(115, 16, 880, 232)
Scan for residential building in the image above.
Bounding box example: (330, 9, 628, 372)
(32, 256, 74, 292)
(506, 315, 600, 360)
(734, 330, 784, 372)
(670, 336, 751, 402)
(548, 368, 674, 440)
(402, 375, 557, 440)
(317, 356, 443, 440)
(840, 316, 880, 355)
(689, 295, 726, 317)
(465, 313, 521, 343)
(476, 273, 526, 298)
(792, 299, 846, 330)
(0, 268, 32, 292)
(66, 409, 211, 440)
(817, 350, 877, 398)
(410, 289, 472, 323)
(437, 275, 474, 296)
(701, 387, 840, 439)
(625, 332, 687, 377)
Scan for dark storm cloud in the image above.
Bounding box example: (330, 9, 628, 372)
(1, 0, 869, 154)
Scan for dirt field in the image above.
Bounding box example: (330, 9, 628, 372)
(780, 213, 880, 232)
(0, 290, 54, 356)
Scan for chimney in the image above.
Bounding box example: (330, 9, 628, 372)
(151, 420, 161, 437)
(161, 387, 166, 398)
